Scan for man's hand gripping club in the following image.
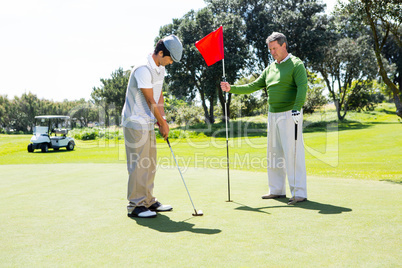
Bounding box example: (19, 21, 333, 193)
(141, 88, 169, 140)
(291, 110, 301, 124)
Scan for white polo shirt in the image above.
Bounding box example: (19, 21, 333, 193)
(276, 53, 292, 64)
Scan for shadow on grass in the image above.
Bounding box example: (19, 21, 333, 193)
(276, 199, 352, 214)
(179, 121, 268, 138)
(234, 199, 352, 215)
(130, 214, 221, 235)
(306, 120, 401, 134)
(380, 179, 402, 184)
(378, 108, 397, 115)
(32, 149, 71, 154)
(173, 119, 399, 138)
(303, 119, 373, 133)
(233, 202, 271, 215)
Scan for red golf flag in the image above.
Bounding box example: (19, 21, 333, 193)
(195, 26, 224, 66)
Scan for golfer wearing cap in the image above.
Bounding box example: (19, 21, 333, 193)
(221, 32, 308, 205)
(122, 35, 183, 218)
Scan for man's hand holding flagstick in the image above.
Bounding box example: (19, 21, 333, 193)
(220, 81, 231, 92)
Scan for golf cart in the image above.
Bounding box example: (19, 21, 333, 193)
(27, 115, 75, 153)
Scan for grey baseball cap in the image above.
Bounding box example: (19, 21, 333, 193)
(163, 35, 183, 62)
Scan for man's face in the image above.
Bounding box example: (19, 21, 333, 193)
(160, 56, 174, 66)
(159, 52, 174, 67)
(268, 41, 287, 62)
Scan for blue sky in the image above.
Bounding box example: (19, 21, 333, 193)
(0, 0, 338, 102)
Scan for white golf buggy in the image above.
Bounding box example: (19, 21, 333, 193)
(27, 115, 75, 153)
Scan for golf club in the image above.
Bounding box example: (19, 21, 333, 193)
(166, 138, 203, 216)
(288, 123, 298, 205)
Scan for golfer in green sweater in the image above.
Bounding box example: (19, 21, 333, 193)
(221, 32, 307, 205)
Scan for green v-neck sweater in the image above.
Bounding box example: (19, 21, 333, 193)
(230, 55, 308, 113)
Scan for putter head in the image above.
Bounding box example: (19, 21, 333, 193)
(287, 199, 297, 205)
(192, 210, 203, 216)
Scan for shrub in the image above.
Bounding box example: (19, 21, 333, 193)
(175, 105, 204, 125)
(303, 86, 329, 114)
(155, 128, 207, 139)
(70, 127, 124, 140)
(347, 82, 386, 112)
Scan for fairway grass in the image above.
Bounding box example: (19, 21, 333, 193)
(0, 122, 401, 182)
(1, 164, 400, 267)
(1, 104, 401, 182)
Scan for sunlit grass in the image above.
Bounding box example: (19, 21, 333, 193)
(0, 103, 400, 182)
(0, 164, 400, 267)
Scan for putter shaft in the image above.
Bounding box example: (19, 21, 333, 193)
(167, 138, 202, 216)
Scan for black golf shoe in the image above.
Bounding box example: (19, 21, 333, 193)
(128, 206, 157, 218)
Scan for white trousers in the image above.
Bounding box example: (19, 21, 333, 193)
(267, 110, 307, 198)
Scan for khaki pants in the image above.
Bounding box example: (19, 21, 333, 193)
(267, 110, 307, 198)
(123, 127, 157, 213)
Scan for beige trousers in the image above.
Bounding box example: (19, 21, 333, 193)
(123, 127, 157, 213)
(267, 110, 307, 198)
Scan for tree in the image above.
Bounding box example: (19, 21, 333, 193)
(206, 0, 330, 120)
(318, 36, 378, 120)
(0, 92, 101, 132)
(158, 7, 249, 123)
(68, 99, 99, 128)
(303, 71, 328, 114)
(359, 0, 402, 118)
(0, 95, 11, 131)
(205, 0, 328, 69)
(204, 0, 273, 72)
(227, 75, 268, 117)
(91, 67, 129, 126)
(310, 3, 385, 121)
(347, 80, 386, 112)
(269, 0, 328, 68)
(10, 92, 40, 132)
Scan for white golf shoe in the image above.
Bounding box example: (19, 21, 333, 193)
(148, 201, 173, 212)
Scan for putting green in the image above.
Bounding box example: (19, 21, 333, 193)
(0, 164, 400, 267)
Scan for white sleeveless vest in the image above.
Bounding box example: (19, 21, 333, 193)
(121, 56, 165, 130)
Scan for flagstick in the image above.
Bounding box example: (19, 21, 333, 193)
(222, 58, 226, 78)
(222, 59, 232, 202)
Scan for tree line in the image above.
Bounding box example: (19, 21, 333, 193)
(158, 0, 400, 121)
(84, 0, 402, 123)
(0, 93, 101, 133)
(1, 0, 400, 133)
(85, 0, 401, 124)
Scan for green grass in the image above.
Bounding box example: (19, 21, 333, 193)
(0, 164, 400, 267)
(0, 104, 401, 182)
(0, 104, 401, 266)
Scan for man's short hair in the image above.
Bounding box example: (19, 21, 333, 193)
(266, 32, 288, 49)
(154, 40, 171, 58)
